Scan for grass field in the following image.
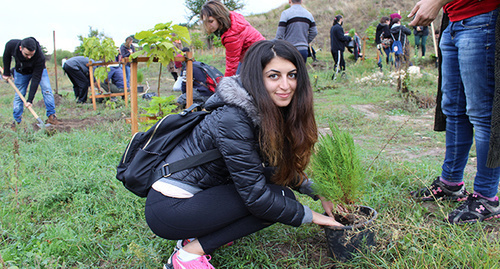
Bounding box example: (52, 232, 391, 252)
(1, 47, 499, 269)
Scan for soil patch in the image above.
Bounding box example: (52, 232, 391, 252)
(31, 116, 121, 133)
(34, 93, 64, 108)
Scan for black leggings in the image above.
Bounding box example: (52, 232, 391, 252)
(145, 183, 295, 254)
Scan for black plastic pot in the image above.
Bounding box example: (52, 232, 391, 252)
(323, 205, 377, 262)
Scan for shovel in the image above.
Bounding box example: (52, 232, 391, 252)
(0, 67, 51, 129)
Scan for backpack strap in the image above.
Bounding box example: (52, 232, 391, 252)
(150, 103, 222, 180)
(193, 79, 209, 89)
(151, 148, 222, 179)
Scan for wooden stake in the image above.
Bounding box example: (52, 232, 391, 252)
(131, 60, 139, 134)
(431, 22, 439, 57)
(185, 51, 194, 108)
(53, 31, 58, 94)
(157, 63, 162, 97)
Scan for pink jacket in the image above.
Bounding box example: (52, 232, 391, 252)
(221, 12, 265, 76)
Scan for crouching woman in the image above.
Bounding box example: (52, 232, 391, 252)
(145, 39, 342, 269)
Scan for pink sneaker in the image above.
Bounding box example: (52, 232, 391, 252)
(171, 251, 215, 269)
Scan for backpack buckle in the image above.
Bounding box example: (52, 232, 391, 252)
(161, 163, 171, 177)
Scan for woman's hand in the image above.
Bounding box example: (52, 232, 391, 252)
(318, 195, 347, 218)
(311, 211, 343, 227)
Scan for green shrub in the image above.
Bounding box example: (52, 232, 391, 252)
(310, 123, 365, 210)
(55, 49, 75, 66)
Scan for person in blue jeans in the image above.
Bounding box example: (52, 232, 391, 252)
(119, 36, 135, 89)
(2, 37, 60, 129)
(375, 16, 391, 70)
(409, 0, 500, 224)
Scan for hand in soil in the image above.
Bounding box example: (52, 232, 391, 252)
(312, 211, 343, 227)
(319, 196, 347, 218)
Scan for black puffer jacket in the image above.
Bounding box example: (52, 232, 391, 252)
(158, 76, 310, 227)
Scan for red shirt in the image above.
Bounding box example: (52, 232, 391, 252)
(444, 0, 500, 21)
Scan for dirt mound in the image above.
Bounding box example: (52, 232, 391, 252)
(30, 116, 121, 134)
(34, 93, 64, 108)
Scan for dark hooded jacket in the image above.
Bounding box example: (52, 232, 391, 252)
(330, 23, 351, 52)
(155, 76, 313, 227)
(2, 37, 46, 103)
(375, 23, 391, 44)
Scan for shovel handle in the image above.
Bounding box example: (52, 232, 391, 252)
(0, 66, 41, 119)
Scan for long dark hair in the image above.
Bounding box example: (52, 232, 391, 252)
(333, 15, 343, 26)
(240, 40, 318, 187)
(200, 0, 231, 36)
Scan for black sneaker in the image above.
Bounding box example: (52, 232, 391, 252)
(411, 177, 468, 202)
(447, 194, 500, 224)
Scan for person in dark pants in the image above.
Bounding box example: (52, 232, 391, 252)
(63, 56, 91, 103)
(145, 40, 342, 269)
(413, 25, 429, 58)
(330, 15, 351, 79)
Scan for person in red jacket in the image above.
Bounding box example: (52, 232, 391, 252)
(200, 0, 265, 77)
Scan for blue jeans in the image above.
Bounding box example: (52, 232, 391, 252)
(13, 69, 56, 123)
(125, 65, 131, 88)
(440, 9, 500, 198)
(377, 46, 391, 67)
(298, 49, 308, 63)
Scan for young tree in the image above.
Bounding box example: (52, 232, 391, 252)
(184, 0, 244, 25)
(74, 27, 110, 55)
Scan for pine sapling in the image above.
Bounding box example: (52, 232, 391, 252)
(310, 123, 365, 214)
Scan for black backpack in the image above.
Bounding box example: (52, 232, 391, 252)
(190, 61, 224, 93)
(116, 104, 222, 197)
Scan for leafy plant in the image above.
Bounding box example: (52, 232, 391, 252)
(310, 123, 365, 211)
(54, 49, 74, 66)
(74, 26, 109, 55)
(364, 25, 376, 42)
(139, 95, 178, 129)
(131, 22, 191, 67)
(348, 28, 356, 37)
(137, 69, 144, 84)
(81, 36, 118, 82)
(190, 32, 206, 50)
(210, 34, 223, 48)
